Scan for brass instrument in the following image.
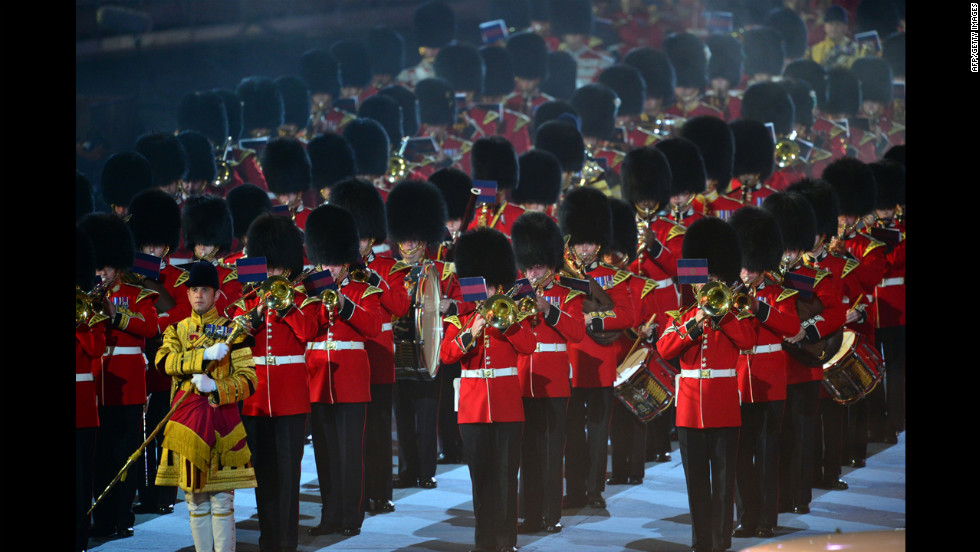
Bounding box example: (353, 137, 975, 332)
(774, 138, 801, 169)
(384, 153, 412, 186)
(576, 148, 605, 188)
(214, 137, 234, 189)
(76, 281, 110, 328)
(697, 281, 734, 318)
(561, 240, 621, 344)
(478, 292, 520, 332)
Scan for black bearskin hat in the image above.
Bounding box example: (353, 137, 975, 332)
(488, 0, 531, 30)
(742, 27, 785, 78)
(868, 160, 905, 210)
(664, 32, 708, 90)
(550, 0, 593, 36)
(786, 178, 840, 240)
(299, 48, 341, 100)
(780, 78, 817, 128)
(176, 90, 229, 147)
(134, 132, 188, 190)
(358, 94, 404, 148)
(741, 81, 796, 137)
(728, 205, 783, 273)
(435, 43, 485, 94)
(655, 138, 707, 196)
(304, 203, 361, 267)
(821, 157, 876, 216)
(681, 216, 742, 284)
(533, 100, 577, 131)
(541, 51, 578, 101)
(77, 224, 96, 291)
(471, 136, 519, 190)
(729, 119, 775, 181)
(77, 171, 95, 221)
(783, 59, 828, 109)
(622, 47, 676, 104)
(236, 76, 284, 134)
(622, 145, 672, 207)
(825, 67, 861, 116)
(378, 85, 421, 138)
(429, 167, 474, 223)
(212, 89, 244, 142)
(533, 120, 585, 173)
(454, 227, 517, 291)
(608, 197, 639, 263)
(882, 32, 905, 79)
(598, 64, 646, 117)
(415, 78, 457, 127)
(226, 183, 273, 241)
(101, 151, 154, 209)
(274, 75, 312, 128)
(331, 39, 373, 90)
(386, 180, 449, 245)
(343, 118, 391, 177)
(506, 31, 548, 81)
(766, 8, 808, 59)
(558, 186, 612, 248)
(78, 212, 136, 270)
(513, 149, 562, 205)
(883, 144, 905, 168)
(245, 212, 306, 278)
(570, 83, 619, 141)
(761, 191, 816, 252)
(678, 116, 734, 190)
(128, 188, 182, 252)
(705, 33, 743, 89)
(181, 195, 233, 253)
(261, 136, 312, 195)
(414, 1, 456, 49)
(480, 45, 515, 98)
(368, 27, 405, 78)
(511, 210, 564, 271)
(176, 130, 218, 183)
(329, 177, 388, 243)
(851, 57, 893, 104)
(307, 132, 356, 192)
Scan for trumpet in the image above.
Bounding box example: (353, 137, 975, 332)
(76, 281, 110, 328)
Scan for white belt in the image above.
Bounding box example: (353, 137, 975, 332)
(680, 368, 737, 379)
(535, 343, 567, 353)
(741, 344, 782, 355)
(382, 322, 393, 332)
(654, 277, 674, 287)
(879, 277, 905, 287)
(461, 367, 518, 379)
(308, 341, 365, 351)
(253, 355, 306, 365)
(104, 346, 143, 356)
(76, 373, 94, 382)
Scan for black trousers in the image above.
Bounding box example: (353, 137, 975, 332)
(310, 402, 367, 529)
(364, 383, 394, 504)
(844, 398, 869, 462)
(92, 404, 142, 533)
(394, 378, 440, 482)
(519, 397, 568, 525)
(76, 427, 97, 552)
(437, 362, 463, 462)
(813, 397, 845, 484)
(647, 406, 675, 458)
(136, 391, 177, 509)
(779, 381, 821, 509)
(609, 399, 647, 481)
(565, 387, 613, 498)
(735, 401, 784, 530)
(678, 426, 739, 552)
(243, 413, 307, 552)
(461, 422, 523, 552)
(869, 325, 905, 435)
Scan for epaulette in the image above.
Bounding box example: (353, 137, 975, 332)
(813, 268, 831, 287)
(587, 36, 603, 49)
(828, 124, 845, 139)
(665, 309, 683, 321)
(444, 315, 462, 329)
(231, 297, 247, 313)
(842, 258, 860, 279)
(511, 111, 531, 132)
(735, 308, 755, 320)
(857, 131, 875, 147)
(611, 268, 632, 288)
(136, 287, 160, 303)
(863, 238, 886, 256)
(459, 140, 473, 154)
(481, 108, 500, 126)
(887, 122, 905, 136)
(390, 260, 411, 275)
(89, 312, 111, 327)
(564, 289, 585, 304)
(666, 222, 686, 242)
(173, 269, 189, 287)
(442, 262, 455, 281)
(362, 285, 384, 298)
(776, 288, 798, 302)
(641, 277, 659, 299)
(300, 295, 321, 308)
(219, 264, 238, 284)
(809, 147, 833, 163)
(637, 127, 662, 146)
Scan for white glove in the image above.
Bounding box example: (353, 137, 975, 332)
(203, 343, 230, 361)
(191, 373, 217, 393)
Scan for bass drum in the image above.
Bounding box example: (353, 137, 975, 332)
(821, 330, 884, 404)
(393, 262, 442, 381)
(613, 347, 676, 423)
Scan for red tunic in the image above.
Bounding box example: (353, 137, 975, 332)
(77, 314, 108, 428)
(96, 281, 160, 406)
(737, 284, 800, 403)
(518, 282, 586, 398)
(364, 254, 412, 385)
(782, 263, 846, 385)
(465, 201, 527, 240)
(503, 91, 556, 119)
(865, 222, 905, 328)
(568, 262, 636, 388)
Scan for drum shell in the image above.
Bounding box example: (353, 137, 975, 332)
(821, 330, 884, 404)
(613, 348, 676, 423)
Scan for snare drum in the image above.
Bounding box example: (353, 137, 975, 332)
(394, 263, 442, 381)
(613, 348, 676, 423)
(821, 330, 884, 404)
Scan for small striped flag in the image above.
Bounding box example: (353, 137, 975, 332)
(236, 257, 268, 284)
(305, 269, 337, 295)
(458, 277, 489, 302)
(705, 11, 733, 34)
(677, 259, 709, 284)
(511, 278, 533, 300)
(273, 204, 291, 216)
(131, 252, 161, 279)
(784, 271, 815, 298)
(472, 180, 498, 204)
(479, 19, 508, 44)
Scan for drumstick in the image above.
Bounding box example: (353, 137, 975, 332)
(624, 312, 657, 361)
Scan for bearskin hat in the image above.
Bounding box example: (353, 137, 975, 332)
(101, 151, 153, 208)
(77, 171, 95, 221)
(825, 67, 861, 116)
(742, 27, 785, 78)
(761, 191, 816, 252)
(622, 47, 676, 104)
(480, 45, 515, 98)
(135, 132, 189, 189)
(414, 1, 456, 49)
(386, 179, 449, 245)
(883, 144, 905, 168)
(128, 188, 182, 252)
(307, 133, 356, 192)
(329, 177, 388, 243)
(78, 212, 136, 270)
(678, 116, 734, 190)
(570, 83, 619, 141)
(226, 183, 273, 240)
(274, 75, 312, 128)
(359, 94, 404, 147)
(211, 88, 244, 142)
(435, 43, 485, 95)
(511, 210, 564, 271)
(77, 224, 97, 291)
(378, 85, 421, 138)
(655, 138, 707, 196)
(176, 130, 218, 184)
(236, 76, 284, 134)
(558, 186, 612, 248)
(728, 205, 783, 273)
(786, 178, 840, 240)
(343, 118, 391, 177)
(454, 227, 517, 290)
(622, 145, 672, 207)
(882, 32, 905, 79)
(780, 78, 816, 128)
(741, 81, 796, 137)
(608, 197, 639, 263)
(664, 32, 708, 90)
(304, 203, 361, 267)
(766, 8, 808, 59)
(705, 33, 744, 90)
(181, 195, 233, 253)
(533, 100, 577, 132)
(368, 27, 405, 78)
(472, 136, 519, 191)
(851, 57, 893, 104)
(783, 59, 828, 109)
(176, 90, 229, 147)
(513, 149, 562, 205)
(244, 212, 306, 277)
(261, 136, 312, 195)
(533, 120, 585, 173)
(549, 0, 593, 36)
(299, 48, 342, 99)
(488, 0, 531, 30)
(540, 51, 578, 100)
(681, 216, 742, 284)
(821, 157, 876, 216)
(868, 160, 905, 210)
(415, 78, 457, 127)
(429, 167, 474, 222)
(598, 64, 646, 117)
(506, 31, 548, 81)
(331, 39, 373, 90)
(729, 119, 775, 181)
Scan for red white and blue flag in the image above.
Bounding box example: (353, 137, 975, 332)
(236, 257, 268, 284)
(677, 259, 709, 284)
(459, 277, 489, 302)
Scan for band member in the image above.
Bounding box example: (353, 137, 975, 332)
(344, 118, 392, 192)
(741, 27, 786, 87)
(728, 206, 800, 540)
(303, 204, 383, 537)
(78, 213, 160, 540)
(727, 119, 778, 207)
(504, 31, 556, 118)
(663, 32, 724, 122)
(704, 33, 744, 121)
(533, 119, 586, 197)
(621, 47, 678, 134)
(328, 178, 412, 513)
(656, 137, 708, 226)
(465, 136, 527, 238)
(135, 131, 188, 201)
(227, 213, 319, 552)
(817, 68, 877, 163)
(180, 196, 243, 316)
(428, 167, 474, 262)
(677, 116, 744, 220)
(550, 0, 614, 88)
(358, 94, 405, 159)
(331, 38, 375, 105)
(439, 227, 537, 552)
(808, 6, 858, 70)
(154, 261, 258, 552)
(569, 83, 626, 192)
(367, 26, 406, 92)
(274, 75, 313, 140)
(740, 81, 805, 190)
(597, 64, 663, 149)
(176, 130, 222, 202)
(479, 44, 536, 155)
(541, 50, 579, 101)
(780, 77, 835, 179)
(236, 76, 284, 145)
(409, 78, 475, 179)
(512, 149, 563, 218)
(225, 183, 274, 262)
(512, 212, 586, 535)
(261, 136, 313, 230)
(397, 1, 456, 90)
(378, 84, 422, 139)
(299, 48, 356, 135)
(100, 151, 154, 219)
(307, 132, 357, 204)
(851, 57, 904, 152)
(657, 216, 757, 552)
(559, 186, 636, 509)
